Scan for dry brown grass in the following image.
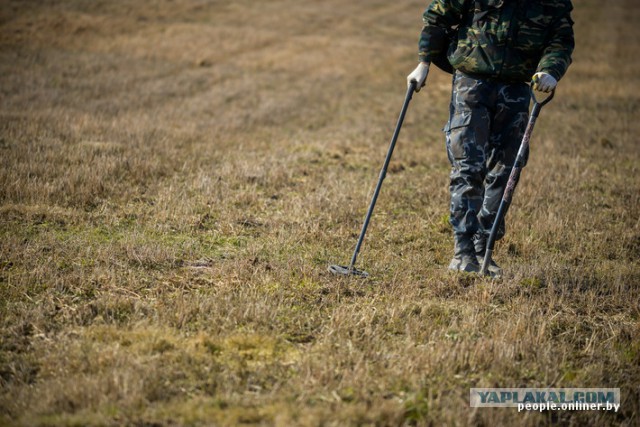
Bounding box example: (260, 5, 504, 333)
(1, 0, 639, 425)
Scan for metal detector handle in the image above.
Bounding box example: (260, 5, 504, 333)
(346, 81, 416, 271)
(408, 79, 419, 93)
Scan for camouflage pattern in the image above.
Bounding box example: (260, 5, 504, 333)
(419, 0, 574, 82)
(445, 71, 530, 247)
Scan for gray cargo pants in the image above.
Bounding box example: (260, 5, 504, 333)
(444, 71, 531, 249)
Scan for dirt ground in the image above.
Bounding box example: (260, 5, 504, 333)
(1, 0, 639, 425)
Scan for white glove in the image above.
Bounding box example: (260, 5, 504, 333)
(532, 72, 557, 93)
(407, 62, 430, 92)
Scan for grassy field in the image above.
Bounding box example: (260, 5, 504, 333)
(1, 0, 639, 425)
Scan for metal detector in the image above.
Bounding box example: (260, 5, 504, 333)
(329, 81, 417, 277)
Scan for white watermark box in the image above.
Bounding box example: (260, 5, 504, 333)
(470, 388, 621, 412)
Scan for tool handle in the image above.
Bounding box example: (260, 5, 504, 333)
(530, 83, 555, 107)
(481, 83, 553, 276)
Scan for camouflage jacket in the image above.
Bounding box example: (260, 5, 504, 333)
(418, 0, 574, 82)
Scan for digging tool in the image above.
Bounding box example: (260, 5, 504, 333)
(480, 84, 554, 276)
(329, 81, 417, 278)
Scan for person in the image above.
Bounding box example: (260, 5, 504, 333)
(407, 0, 574, 276)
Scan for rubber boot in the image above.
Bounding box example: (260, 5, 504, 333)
(448, 234, 480, 273)
(474, 233, 503, 278)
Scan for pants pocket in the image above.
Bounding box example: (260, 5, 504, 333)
(445, 109, 473, 161)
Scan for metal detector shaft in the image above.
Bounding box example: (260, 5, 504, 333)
(480, 85, 554, 275)
(346, 82, 416, 271)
